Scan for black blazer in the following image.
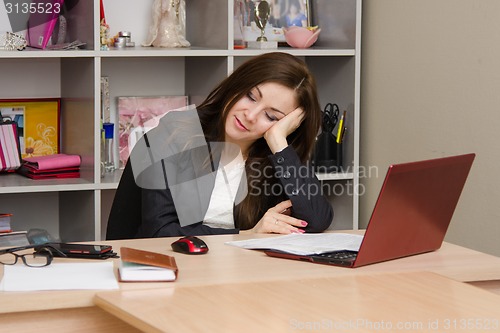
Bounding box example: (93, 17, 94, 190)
(107, 112, 333, 239)
(108, 145, 334, 239)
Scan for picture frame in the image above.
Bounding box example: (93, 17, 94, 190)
(239, 0, 312, 43)
(269, 0, 312, 28)
(0, 98, 60, 158)
(117, 96, 189, 168)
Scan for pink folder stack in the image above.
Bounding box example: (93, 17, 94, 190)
(17, 153, 81, 179)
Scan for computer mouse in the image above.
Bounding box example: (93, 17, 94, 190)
(171, 236, 209, 255)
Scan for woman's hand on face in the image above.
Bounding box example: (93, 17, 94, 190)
(264, 107, 305, 153)
(249, 200, 308, 234)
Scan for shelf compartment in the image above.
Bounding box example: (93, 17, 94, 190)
(102, 0, 228, 51)
(312, 0, 358, 49)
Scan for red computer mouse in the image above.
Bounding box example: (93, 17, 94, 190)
(171, 236, 209, 255)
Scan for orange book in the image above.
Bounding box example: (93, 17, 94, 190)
(118, 247, 178, 282)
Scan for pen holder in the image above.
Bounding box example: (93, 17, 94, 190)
(312, 132, 343, 173)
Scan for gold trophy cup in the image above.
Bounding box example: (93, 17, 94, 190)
(255, 1, 270, 42)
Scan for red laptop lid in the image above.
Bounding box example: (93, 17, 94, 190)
(353, 153, 475, 267)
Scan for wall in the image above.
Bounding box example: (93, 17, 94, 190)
(360, 0, 500, 256)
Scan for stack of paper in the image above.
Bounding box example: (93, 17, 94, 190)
(225, 233, 364, 256)
(0, 262, 119, 291)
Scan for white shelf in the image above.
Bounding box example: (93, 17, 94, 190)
(102, 170, 353, 185)
(228, 48, 356, 57)
(0, 181, 96, 194)
(95, 47, 356, 58)
(0, 170, 354, 192)
(0, 0, 362, 240)
(99, 170, 124, 189)
(0, 50, 96, 59)
(316, 172, 355, 181)
(97, 47, 231, 57)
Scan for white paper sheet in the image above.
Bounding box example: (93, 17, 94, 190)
(0, 261, 119, 291)
(225, 233, 364, 256)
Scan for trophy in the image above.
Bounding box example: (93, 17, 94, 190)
(254, 1, 270, 42)
(247, 1, 276, 48)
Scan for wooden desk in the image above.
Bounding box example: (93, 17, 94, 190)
(2, 233, 500, 314)
(1, 233, 500, 332)
(94, 271, 500, 333)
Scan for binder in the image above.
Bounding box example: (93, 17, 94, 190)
(0, 119, 22, 172)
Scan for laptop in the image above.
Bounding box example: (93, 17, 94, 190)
(265, 153, 476, 268)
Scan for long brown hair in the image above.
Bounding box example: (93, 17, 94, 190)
(197, 52, 321, 229)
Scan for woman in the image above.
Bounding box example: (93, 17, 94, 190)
(114, 52, 333, 238)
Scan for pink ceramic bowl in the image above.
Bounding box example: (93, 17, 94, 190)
(283, 26, 321, 48)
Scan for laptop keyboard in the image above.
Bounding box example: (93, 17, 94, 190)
(316, 250, 358, 261)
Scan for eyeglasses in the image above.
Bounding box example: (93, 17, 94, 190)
(0, 245, 66, 268)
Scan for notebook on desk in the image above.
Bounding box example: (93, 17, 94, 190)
(265, 153, 476, 268)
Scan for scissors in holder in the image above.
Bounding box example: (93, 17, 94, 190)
(322, 103, 340, 133)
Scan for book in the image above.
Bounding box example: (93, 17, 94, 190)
(0, 231, 30, 248)
(118, 247, 178, 282)
(22, 154, 81, 171)
(18, 153, 81, 179)
(0, 121, 22, 172)
(0, 213, 13, 233)
(17, 164, 80, 180)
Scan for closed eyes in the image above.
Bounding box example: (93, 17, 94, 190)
(264, 111, 279, 122)
(246, 87, 286, 122)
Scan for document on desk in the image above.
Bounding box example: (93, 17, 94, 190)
(0, 261, 119, 292)
(225, 233, 363, 256)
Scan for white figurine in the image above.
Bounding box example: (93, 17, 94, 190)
(143, 0, 190, 48)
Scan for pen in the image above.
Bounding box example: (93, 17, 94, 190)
(336, 110, 346, 143)
(340, 127, 347, 143)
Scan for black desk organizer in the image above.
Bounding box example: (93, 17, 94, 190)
(313, 131, 343, 173)
(312, 103, 343, 173)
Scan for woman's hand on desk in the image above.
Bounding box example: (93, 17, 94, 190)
(241, 200, 308, 234)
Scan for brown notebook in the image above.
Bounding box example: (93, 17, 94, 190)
(118, 247, 178, 282)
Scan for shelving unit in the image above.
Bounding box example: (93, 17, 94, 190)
(0, 0, 361, 241)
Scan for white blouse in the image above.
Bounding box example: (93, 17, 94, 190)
(202, 152, 245, 229)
